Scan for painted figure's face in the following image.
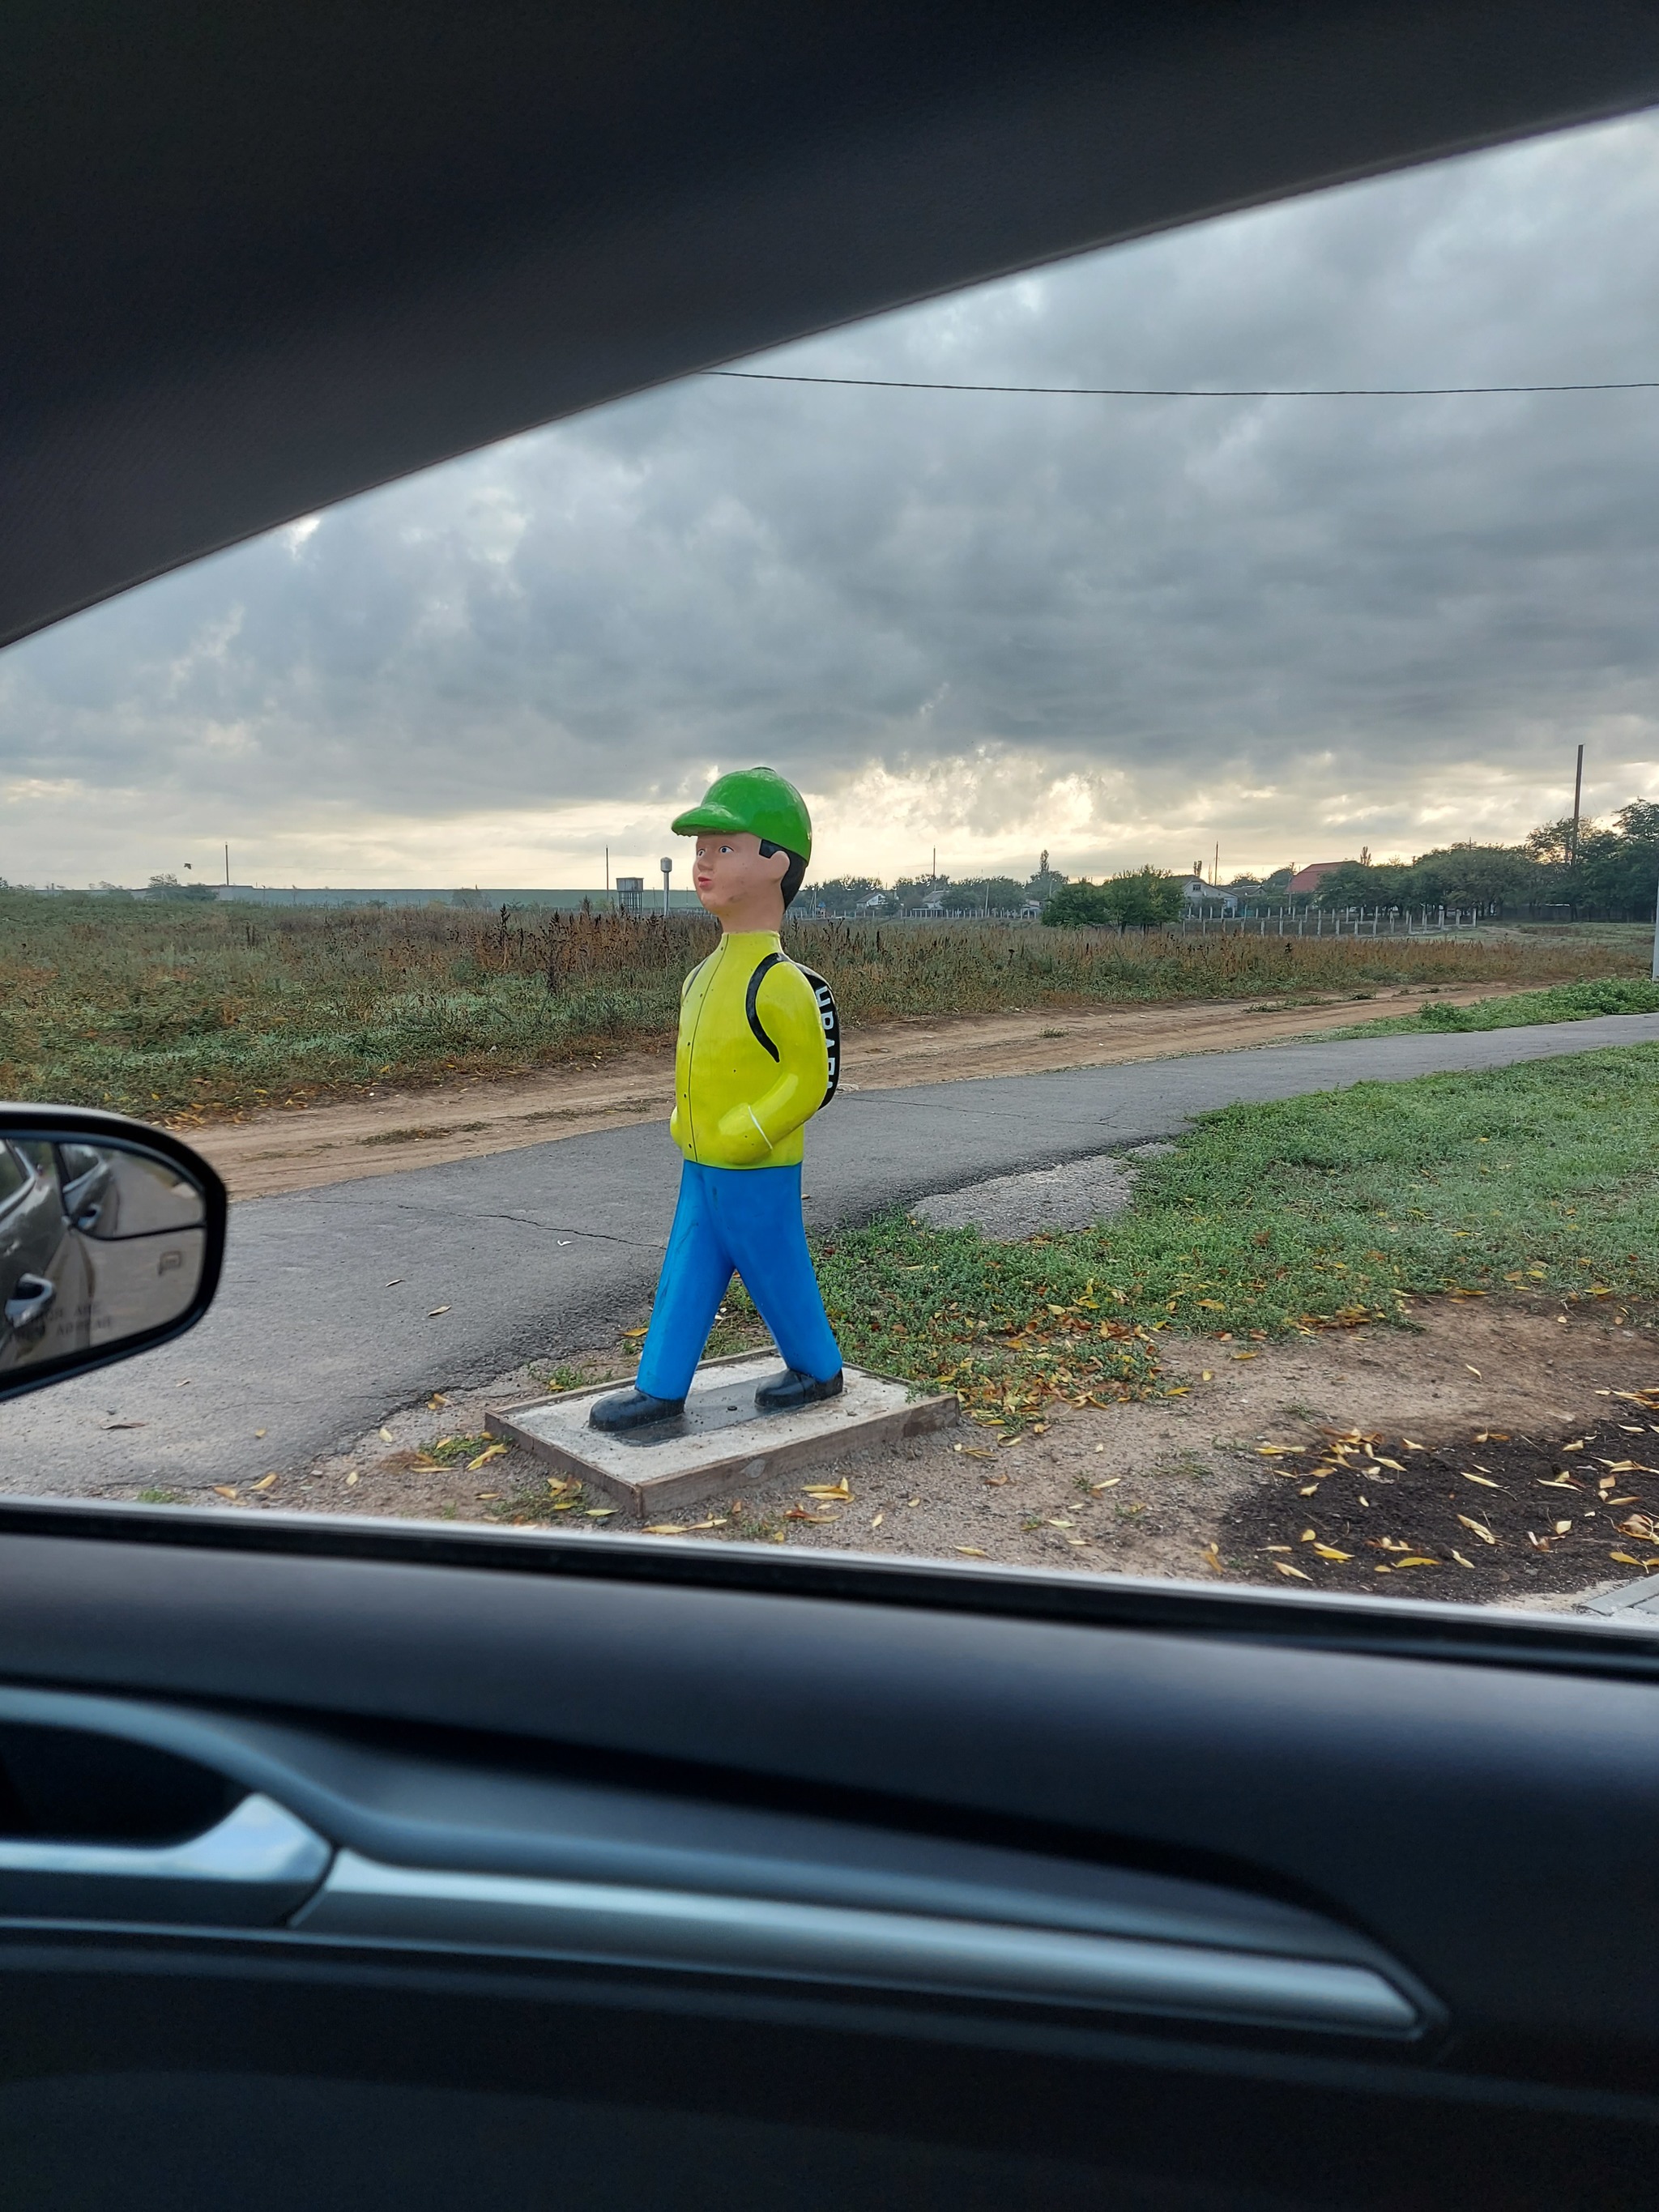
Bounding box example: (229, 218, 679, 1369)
(692, 832, 789, 924)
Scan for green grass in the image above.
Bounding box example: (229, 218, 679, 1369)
(1, 889, 1643, 1122)
(1319, 974, 1659, 1039)
(812, 1044, 1659, 1427)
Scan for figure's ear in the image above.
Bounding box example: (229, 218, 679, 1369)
(756, 838, 791, 886)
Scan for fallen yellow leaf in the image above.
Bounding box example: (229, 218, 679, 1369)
(344, 1471, 359, 1486)
(1456, 1514, 1497, 1545)
(1273, 1561, 1312, 1581)
(251, 1473, 278, 1492)
(211, 1485, 237, 1499)
(467, 1443, 507, 1471)
(956, 1546, 988, 1558)
(1461, 1472, 1500, 1489)
(870, 1512, 884, 1528)
(801, 1478, 852, 1499)
(1392, 1556, 1439, 1568)
(1312, 1544, 1351, 1561)
(1451, 1550, 1477, 1568)
(585, 1507, 616, 1518)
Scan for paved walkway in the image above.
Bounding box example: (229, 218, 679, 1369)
(5, 1012, 1657, 1493)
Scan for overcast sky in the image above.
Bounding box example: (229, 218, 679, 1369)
(5, 109, 1659, 891)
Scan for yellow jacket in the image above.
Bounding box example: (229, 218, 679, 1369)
(669, 931, 832, 1169)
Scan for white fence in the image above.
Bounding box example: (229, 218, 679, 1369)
(1180, 905, 1482, 939)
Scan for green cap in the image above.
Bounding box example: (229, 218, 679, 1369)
(671, 766, 812, 861)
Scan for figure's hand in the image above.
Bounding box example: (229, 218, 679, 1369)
(669, 1105, 682, 1146)
(715, 1102, 773, 1164)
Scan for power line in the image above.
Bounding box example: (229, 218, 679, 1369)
(702, 369, 1659, 398)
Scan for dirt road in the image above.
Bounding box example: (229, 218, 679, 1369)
(192, 980, 1525, 1199)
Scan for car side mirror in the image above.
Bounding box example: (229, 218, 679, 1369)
(0, 1106, 227, 1405)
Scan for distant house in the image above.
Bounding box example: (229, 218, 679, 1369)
(1286, 863, 1345, 897)
(1179, 876, 1236, 914)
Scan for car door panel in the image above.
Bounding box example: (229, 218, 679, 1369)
(2, 1505, 1657, 2206)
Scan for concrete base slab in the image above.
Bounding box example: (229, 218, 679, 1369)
(1578, 1574, 1659, 1620)
(486, 1351, 957, 1515)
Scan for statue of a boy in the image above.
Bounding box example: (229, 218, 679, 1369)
(591, 767, 842, 1432)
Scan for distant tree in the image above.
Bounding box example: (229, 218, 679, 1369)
(1044, 867, 1183, 928)
(1310, 860, 1410, 909)
(1405, 843, 1541, 910)
(1042, 880, 1114, 927)
(1574, 802, 1659, 913)
(949, 876, 1026, 914)
(808, 876, 885, 914)
(1099, 867, 1185, 927)
(1026, 848, 1068, 905)
(1525, 817, 1580, 868)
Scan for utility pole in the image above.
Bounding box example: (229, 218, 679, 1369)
(224, 843, 230, 886)
(1569, 744, 1584, 867)
(1213, 842, 1219, 887)
(604, 846, 610, 899)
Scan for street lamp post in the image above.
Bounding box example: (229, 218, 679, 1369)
(660, 856, 672, 917)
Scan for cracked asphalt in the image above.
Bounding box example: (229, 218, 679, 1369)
(4, 1010, 1657, 1493)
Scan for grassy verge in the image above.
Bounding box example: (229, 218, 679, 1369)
(810, 1043, 1659, 1428)
(1317, 974, 1659, 1039)
(1, 889, 1643, 1121)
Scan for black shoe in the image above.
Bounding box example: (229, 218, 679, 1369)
(588, 1387, 685, 1433)
(754, 1368, 844, 1414)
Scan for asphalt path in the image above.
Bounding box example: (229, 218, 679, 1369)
(6, 1012, 1658, 1494)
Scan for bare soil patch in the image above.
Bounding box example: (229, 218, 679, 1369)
(121, 1299, 1658, 1610)
(191, 981, 1529, 1200)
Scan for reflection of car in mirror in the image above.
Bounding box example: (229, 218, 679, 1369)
(0, 1119, 224, 1398)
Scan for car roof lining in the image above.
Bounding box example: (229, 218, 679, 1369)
(5, 0, 1659, 649)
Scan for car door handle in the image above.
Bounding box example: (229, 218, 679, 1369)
(292, 1856, 1423, 2035)
(4, 1274, 55, 1330)
(0, 1792, 332, 1928)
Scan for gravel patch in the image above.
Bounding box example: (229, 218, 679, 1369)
(911, 1153, 1138, 1239)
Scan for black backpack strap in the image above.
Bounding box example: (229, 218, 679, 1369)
(744, 953, 841, 1108)
(744, 951, 784, 1059)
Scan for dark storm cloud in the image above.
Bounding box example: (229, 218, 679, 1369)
(3, 109, 1658, 876)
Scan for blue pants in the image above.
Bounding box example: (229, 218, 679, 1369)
(635, 1161, 842, 1402)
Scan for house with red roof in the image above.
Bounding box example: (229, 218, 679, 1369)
(1286, 862, 1346, 897)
